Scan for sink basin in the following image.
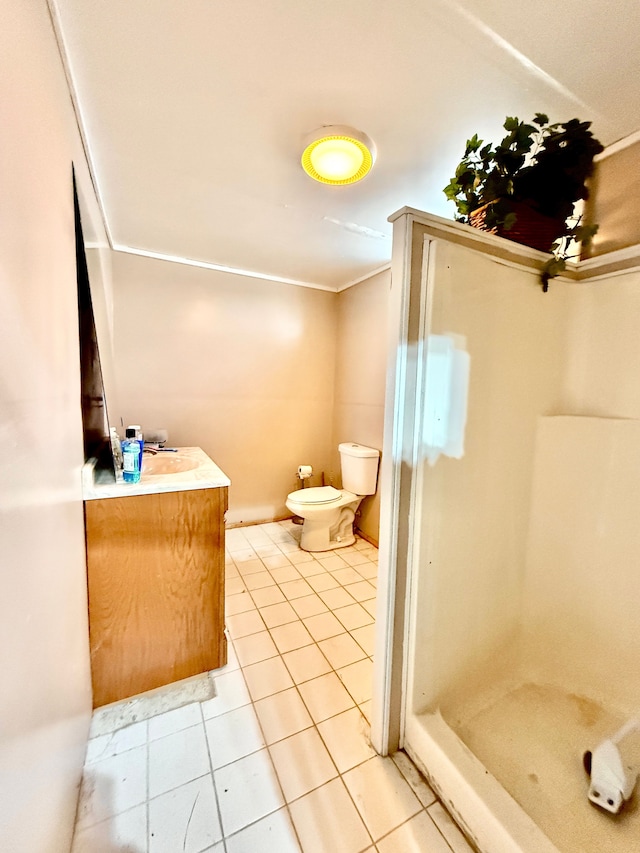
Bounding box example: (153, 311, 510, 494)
(142, 455, 199, 475)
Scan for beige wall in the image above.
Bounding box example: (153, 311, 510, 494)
(333, 270, 390, 544)
(584, 140, 640, 257)
(1, 3, 96, 851)
(522, 268, 640, 710)
(111, 252, 337, 524)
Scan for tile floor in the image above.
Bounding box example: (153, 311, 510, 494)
(72, 520, 473, 853)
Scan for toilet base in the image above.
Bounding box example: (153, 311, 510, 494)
(300, 527, 356, 552)
(298, 503, 359, 552)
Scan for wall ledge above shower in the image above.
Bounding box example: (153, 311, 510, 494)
(388, 207, 640, 285)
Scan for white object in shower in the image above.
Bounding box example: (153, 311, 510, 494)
(424, 334, 470, 465)
(587, 718, 640, 814)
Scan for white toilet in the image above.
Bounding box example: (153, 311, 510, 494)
(286, 442, 380, 552)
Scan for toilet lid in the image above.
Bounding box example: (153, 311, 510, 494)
(287, 486, 342, 505)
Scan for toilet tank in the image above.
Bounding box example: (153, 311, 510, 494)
(339, 442, 380, 495)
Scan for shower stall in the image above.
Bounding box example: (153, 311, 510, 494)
(375, 208, 640, 852)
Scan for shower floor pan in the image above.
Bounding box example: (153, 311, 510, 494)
(447, 682, 639, 852)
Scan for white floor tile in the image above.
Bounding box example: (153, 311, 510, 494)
(235, 558, 266, 576)
(244, 570, 277, 590)
(316, 555, 349, 571)
(295, 559, 327, 577)
(269, 727, 338, 801)
(212, 641, 240, 676)
(262, 553, 293, 570)
(242, 527, 273, 545)
(336, 658, 374, 705)
(254, 686, 313, 744)
(233, 630, 279, 666)
(342, 756, 422, 842)
(250, 585, 287, 607)
(148, 725, 210, 799)
(225, 807, 301, 853)
(225, 608, 266, 639)
(148, 703, 202, 741)
(202, 669, 251, 719)
(149, 775, 222, 853)
(224, 534, 252, 553)
(279, 578, 315, 600)
(340, 550, 373, 567)
(318, 633, 367, 670)
(254, 543, 283, 558)
(377, 810, 453, 853)
(226, 577, 248, 596)
(205, 704, 265, 768)
(259, 600, 299, 628)
(290, 593, 329, 619)
(214, 748, 285, 836)
(76, 746, 148, 828)
(72, 804, 147, 853)
(351, 623, 376, 657)
(306, 573, 340, 593)
(85, 721, 147, 764)
(270, 620, 314, 654)
(230, 546, 257, 562)
(355, 561, 378, 580)
(278, 541, 302, 554)
(242, 655, 294, 701)
(317, 708, 376, 773)
(288, 777, 372, 853)
(331, 567, 368, 585)
(318, 586, 357, 610)
(361, 598, 377, 618)
(333, 602, 374, 632)
(428, 801, 475, 852)
(287, 549, 317, 565)
(281, 644, 332, 684)
(297, 672, 356, 723)
(303, 611, 346, 642)
(225, 591, 255, 616)
(344, 580, 376, 602)
(269, 564, 302, 584)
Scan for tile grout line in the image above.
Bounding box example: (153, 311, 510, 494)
(198, 700, 229, 853)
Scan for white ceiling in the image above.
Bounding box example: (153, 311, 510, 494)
(52, 0, 640, 290)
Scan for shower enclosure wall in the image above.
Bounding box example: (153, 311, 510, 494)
(378, 209, 640, 853)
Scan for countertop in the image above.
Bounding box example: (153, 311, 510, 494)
(83, 446, 231, 501)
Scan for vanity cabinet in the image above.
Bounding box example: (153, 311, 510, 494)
(84, 485, 227, 707)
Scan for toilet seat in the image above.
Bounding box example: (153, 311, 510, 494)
(286, 486, 342, 506)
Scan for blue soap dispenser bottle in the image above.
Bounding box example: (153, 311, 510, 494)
(122, 428, 141, 484)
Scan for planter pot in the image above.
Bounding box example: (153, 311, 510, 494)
(469, 200, 566, 254)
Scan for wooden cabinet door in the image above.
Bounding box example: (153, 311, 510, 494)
(85, 487, 227, 707)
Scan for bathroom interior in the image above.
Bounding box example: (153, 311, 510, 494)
(4, 2, 640, 852)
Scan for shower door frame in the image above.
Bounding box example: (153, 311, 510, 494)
(371, 207, 559, 756)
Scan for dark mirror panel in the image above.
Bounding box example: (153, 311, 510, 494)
(74, 171, 115, 479)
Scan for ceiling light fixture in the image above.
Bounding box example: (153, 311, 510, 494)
(301, 125, 376, 185)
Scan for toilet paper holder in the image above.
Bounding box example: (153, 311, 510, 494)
(297, 465, 313, 481)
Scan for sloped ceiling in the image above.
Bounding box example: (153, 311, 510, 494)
(51, 0, 640, 290)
